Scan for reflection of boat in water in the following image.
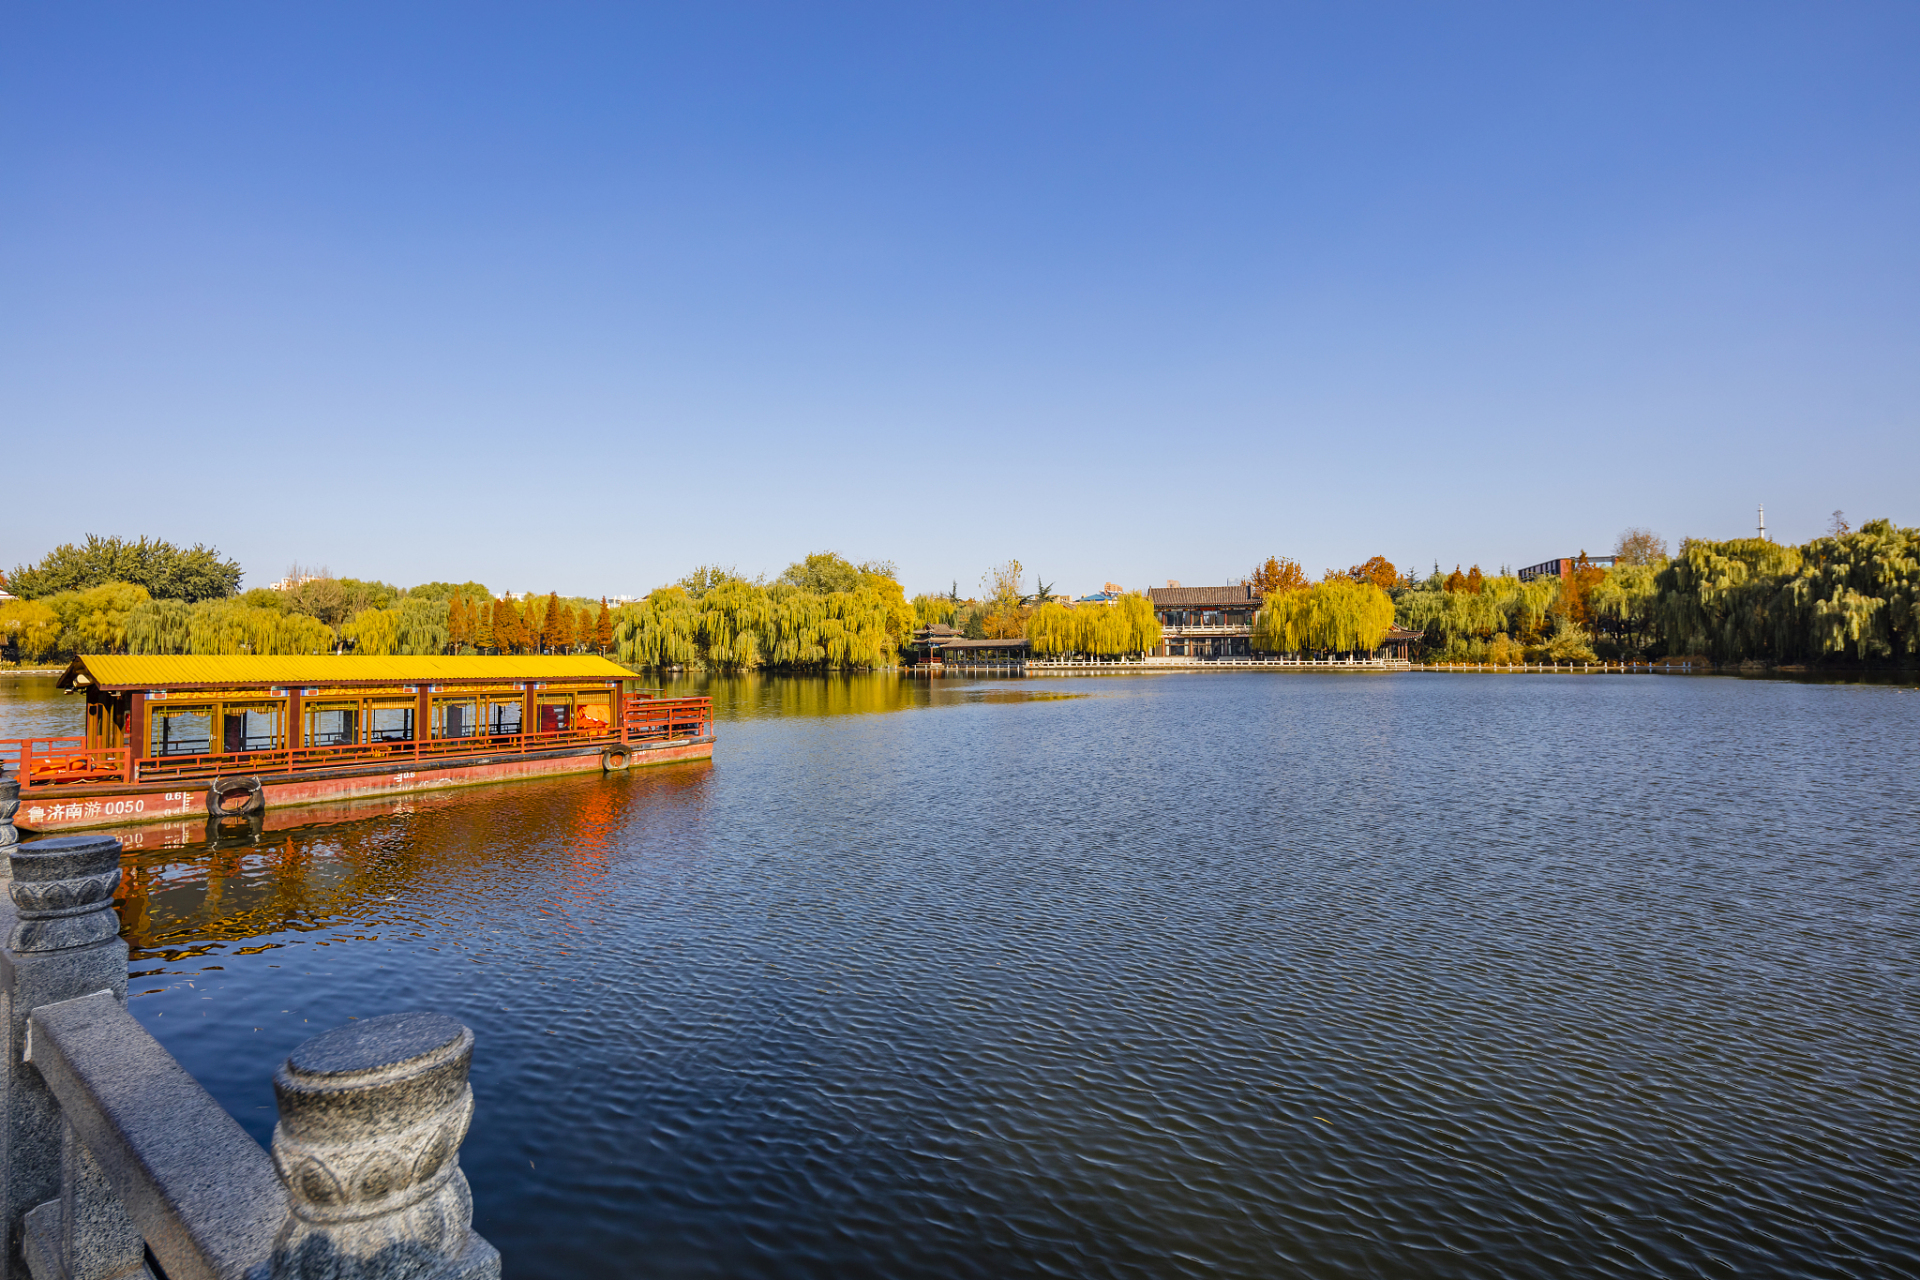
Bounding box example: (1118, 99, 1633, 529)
(7, 655, 713, 834)
(110, 760, 716, 962)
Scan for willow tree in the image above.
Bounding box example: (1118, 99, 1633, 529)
(1590, 562, 1662, 650)
(614, 587, 702, 668)
(0, 599, 63, 661)
(1025, 602, 1075, 655)
(124, 600, 193, 655)
(1022, 594, 1159, 656)
(1396, 573, 1558, 659)
(1116, 593, 1161, 654)
(1255, 579, 1394, 654)
(1656, 537, 1803, 661)
(1659, 521, 1920, 662)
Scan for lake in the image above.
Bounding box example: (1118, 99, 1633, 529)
(3, 669, 1916, 1278)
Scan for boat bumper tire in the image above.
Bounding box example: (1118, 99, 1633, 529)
(601, 747, 632, 773)
(207, 776, 266, 818)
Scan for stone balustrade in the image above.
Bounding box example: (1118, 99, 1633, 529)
(0, 827, 498, 1280)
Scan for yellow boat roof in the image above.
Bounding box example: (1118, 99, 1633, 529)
(60, 654, 636, 691)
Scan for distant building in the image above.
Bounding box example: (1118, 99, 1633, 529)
(267, 574, 322, 592)
(1516, 556, 1618, 583)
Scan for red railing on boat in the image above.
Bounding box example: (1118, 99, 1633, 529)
(2, 696, 712, 789)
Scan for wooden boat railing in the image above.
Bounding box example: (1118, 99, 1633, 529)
(3, 696, 714, 789)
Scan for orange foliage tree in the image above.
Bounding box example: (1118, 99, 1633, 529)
(1348, 556, 1398, 591)
(594, 599, 613, 653)
(493, 598, 524, 653)
(1560, 553, 1605, 626)
(1248, 556, 1309, 596)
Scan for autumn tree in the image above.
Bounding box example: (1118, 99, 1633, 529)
(494, 597, 524, 653)
(448, 596, 470, 652)
(1444, 566, 1468, 593)
(1560, 553, 1606, 627)
(1347, 556, 1399, 591)
(1248, 556, 1308, 596)
(1613, 527, 1669, 565)
(541, 592, 563, 651)
(594, 599, 613, 654)
(980, 559, 1026, 638)
(1466, 565, 1484, 594)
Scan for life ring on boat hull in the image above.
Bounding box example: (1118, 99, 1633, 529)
(206, 776, 266, 818)
(601, 746, 632, 773)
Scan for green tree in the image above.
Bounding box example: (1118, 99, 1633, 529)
(9, 535, 242, 601)
(779, 552, 862, 595)
(677, 565, 743, 599)
(47, 582, 152, 654)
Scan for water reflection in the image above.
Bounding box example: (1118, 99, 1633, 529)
(113, 764, 713, 965)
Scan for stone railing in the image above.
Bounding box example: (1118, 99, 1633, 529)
(0, 831, 499, 1280)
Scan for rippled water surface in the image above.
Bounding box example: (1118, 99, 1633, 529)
(6, 671, 1918, 1278)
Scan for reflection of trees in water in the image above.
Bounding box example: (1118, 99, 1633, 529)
(111, 764, 713, 964)
(658, 673, 931, 719)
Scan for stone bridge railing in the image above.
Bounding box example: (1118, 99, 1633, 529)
(0, 800, 499, 1280)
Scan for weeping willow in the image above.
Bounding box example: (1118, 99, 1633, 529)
(613, 579, 906, 671)
(121, 599, 336, 655)
(339, 598, 450, 656)
(1023, 595, 1160, 656)
(1659, 520, 1920, 661)
(1253, 580, 1395, 653)
(1393, 575, 1560, 658)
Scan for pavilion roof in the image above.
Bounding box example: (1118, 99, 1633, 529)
(60, 654, 634, 691)
(1146, 585, 1258, 608)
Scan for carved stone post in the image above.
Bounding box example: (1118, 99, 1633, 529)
(0, 837, 129, 1280)
(268, 1013, 499, 1280)
(0, 778, 17, 877)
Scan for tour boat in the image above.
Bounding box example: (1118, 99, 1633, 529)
(5, 655, 714, 834)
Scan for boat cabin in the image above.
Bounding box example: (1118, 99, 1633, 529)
(12, 655, 711, 790)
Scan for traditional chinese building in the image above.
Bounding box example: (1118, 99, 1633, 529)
(1148, 584, 1425, 660)
(1147, 585, 1261, 658)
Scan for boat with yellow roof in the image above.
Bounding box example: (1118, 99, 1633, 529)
(4, 655, 713, 833)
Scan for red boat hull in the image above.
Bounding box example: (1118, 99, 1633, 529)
(14, 735, 714, 835)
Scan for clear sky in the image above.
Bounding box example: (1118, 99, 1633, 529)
(5, 3, 1916, 598)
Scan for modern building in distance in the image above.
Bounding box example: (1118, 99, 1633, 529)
(1516, 555, 1618, 583)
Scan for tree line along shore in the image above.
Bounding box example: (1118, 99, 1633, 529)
(4, 522, 1917, 672)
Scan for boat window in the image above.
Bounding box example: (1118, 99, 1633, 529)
(536, 696, 571, 734)
(150, 705, 213, 757)
(432, 698, 478, 739)
(305, 701, 360, 748)
(574, 692, 612, 731)
(221, 702, 284, 753)
(368, 701, 415, 743)
(487, 699, 523, 736)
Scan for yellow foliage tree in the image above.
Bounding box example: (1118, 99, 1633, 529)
(0, 599, 62, 662)
(1024, 594, 1161, 656)
(1253, 579, 1395, 654)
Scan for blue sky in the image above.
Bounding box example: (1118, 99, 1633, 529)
(5, 3, 1916, 598)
